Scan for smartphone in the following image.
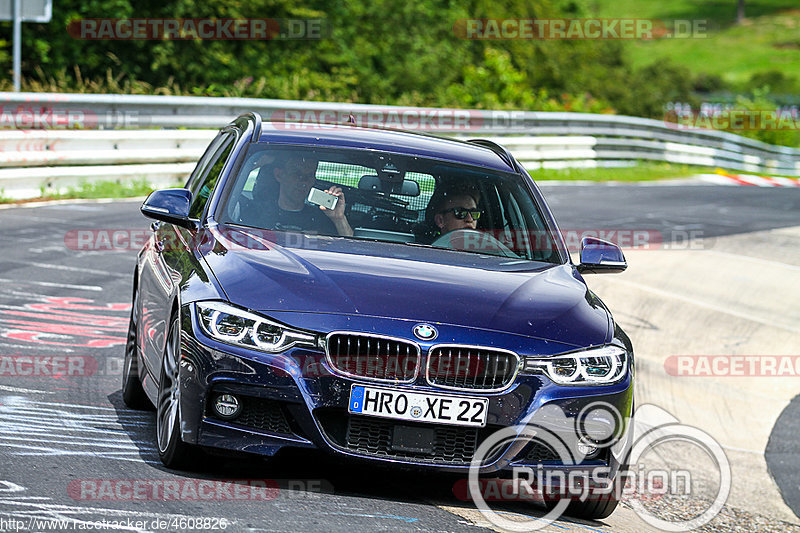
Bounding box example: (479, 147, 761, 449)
(306, 187, 339, 210)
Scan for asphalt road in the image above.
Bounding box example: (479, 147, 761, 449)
(539, 182, 800, 240)
(0, 184, 798, 532)
(543, 183, 800, 525)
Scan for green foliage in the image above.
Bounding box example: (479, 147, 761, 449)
(729, 89, 800, 147)
(590, 0, 800, 87)
(1, 0, 796, 146)
(616, 61, 698, 118)
(21, 178, 159, 202)
(693, 72, 726, 94)
(745, 70, 800, 95)
(64, 177, 157, 199)
(4, 0, 630, 109)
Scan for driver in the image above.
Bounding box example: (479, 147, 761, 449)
(433, 192, 482, 235)
(427, 185, 519, 258)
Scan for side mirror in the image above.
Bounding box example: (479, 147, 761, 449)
(577, 237, 627, 274)
(141, 188, 197, 229)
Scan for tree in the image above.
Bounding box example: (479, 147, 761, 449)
(737, 0, 746, 23)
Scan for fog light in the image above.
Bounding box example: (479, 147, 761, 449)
(213, 394, 241, 420)
(577, 443, 600, 459)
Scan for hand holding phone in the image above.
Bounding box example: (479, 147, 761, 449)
(307, 187, 339, 210)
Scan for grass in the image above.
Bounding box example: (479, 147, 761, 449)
(589, 0, 800, 85)
(0, 178, 157, 204)
(44, 178, 156, 200)
(527, 162, 708, 181)
(527, 162, 800, 181)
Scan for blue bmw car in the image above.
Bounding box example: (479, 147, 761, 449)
(123, 113, 634, 519)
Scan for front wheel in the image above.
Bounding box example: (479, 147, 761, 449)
(561, 492, 619, 520)
(156, 314, 202, 469)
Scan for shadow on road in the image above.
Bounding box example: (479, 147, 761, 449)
(107, 388, 612, 530)
(766, 393, 800, 520)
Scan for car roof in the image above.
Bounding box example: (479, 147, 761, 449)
(255, 122, 517, 173)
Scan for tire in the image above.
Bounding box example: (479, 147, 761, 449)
(544, 487, 619, 520)
(122, 285, 152, 410)
(156, 314, 202, 469)
(556, 401, 632, 520)
(563, 492, 619, 520)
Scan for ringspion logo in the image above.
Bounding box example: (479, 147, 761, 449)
(467, 404, 730, 531)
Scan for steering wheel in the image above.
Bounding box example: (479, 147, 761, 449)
(431, 229, 519, 258)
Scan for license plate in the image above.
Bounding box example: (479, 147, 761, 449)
(348, 385, 488, 427)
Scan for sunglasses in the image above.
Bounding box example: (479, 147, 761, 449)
(439, 206, 482, 221)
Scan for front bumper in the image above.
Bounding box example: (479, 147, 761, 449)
(177, 305, 634, 476)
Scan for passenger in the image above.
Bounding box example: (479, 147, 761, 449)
(246, 152, 353, 236)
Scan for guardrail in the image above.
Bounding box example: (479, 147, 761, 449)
(0, 129, 213, 199)
(1, 92, 799, 199)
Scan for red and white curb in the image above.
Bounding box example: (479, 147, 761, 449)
(696, 173, 800, 187)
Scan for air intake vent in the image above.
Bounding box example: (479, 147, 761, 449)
(326, 333, 420, 382)
(426, 345, 519, 391)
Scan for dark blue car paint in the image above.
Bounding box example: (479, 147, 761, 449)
(198, 229, 611, 347)
(133, 115, 634, 479)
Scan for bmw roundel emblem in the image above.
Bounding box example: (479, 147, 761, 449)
(413, 323, 437, 341)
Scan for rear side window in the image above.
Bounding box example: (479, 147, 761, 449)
(188, 132, 235, 220)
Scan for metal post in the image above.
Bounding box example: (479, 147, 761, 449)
(12, 0, 21, 91)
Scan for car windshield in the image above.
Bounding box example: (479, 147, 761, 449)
(218, 144, 561, 263)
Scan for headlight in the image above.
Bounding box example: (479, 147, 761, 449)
(523, 345, 628, 385)
(195, 301, 318, 353)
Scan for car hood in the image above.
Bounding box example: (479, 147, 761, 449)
(199, 228, 611, 347)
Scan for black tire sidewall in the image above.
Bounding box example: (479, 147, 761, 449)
(156, 314, 200, 469)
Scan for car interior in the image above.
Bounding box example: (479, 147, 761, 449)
(220, 145, 559, 263)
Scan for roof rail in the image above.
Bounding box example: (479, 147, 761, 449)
(233, 112, 262, 140)
(466, 139, 519, 172)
